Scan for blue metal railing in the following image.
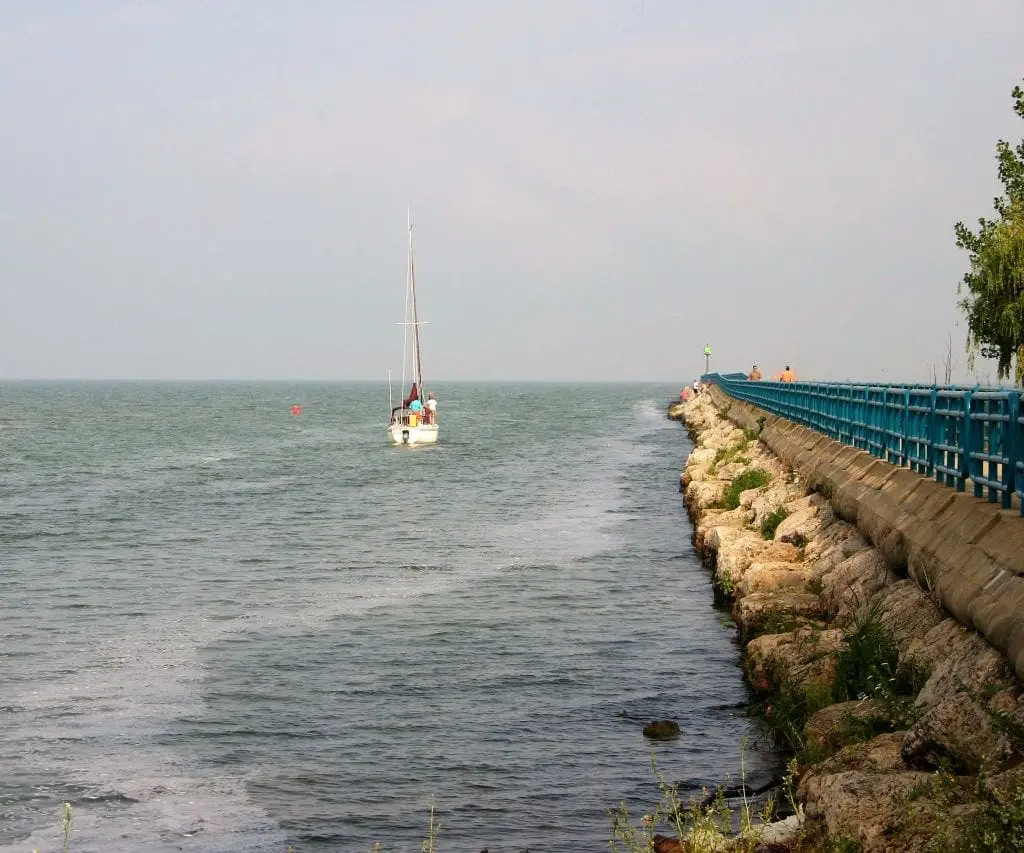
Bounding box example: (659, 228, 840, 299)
(701, 373, 1024, 516)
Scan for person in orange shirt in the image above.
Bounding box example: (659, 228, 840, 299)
(748, 364, 762, 381)
(780, 365, 795, 382)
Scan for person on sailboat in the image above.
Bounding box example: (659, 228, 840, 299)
(424, 392, 437, 423)
(408, 396, 423, 426)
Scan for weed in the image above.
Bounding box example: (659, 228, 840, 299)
(750, 609, 803, 639)
(818, 711, 899, 755)
(62, 802, 72, 853)
(955, 778, 1024, 852)
(712, 439, 751, 470)
(757, 678, 835, 752)
(421, 799, 440, 853)
(760, 506, 789, 540)
(830, 836, 863, 853)
(715, 569, 736, 601)
(722, 469, 771, 510)
(806, 576, 824, 596)
(609, 746, 774, 853)
(833, 605, 923, 730)
(833, 605, 900, 702)
(894, 656, 931, 697)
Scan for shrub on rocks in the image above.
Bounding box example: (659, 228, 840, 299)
(721, 468, 771, 509)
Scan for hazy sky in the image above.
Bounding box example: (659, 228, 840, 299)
(1, 2, 1022, 382)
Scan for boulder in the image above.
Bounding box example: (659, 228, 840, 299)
(695, 510, 745, 552)
(902, 691, 1016, 773)
(871, 580, 946, 653)
(734, 592, 825, 639)
(804, 700, 886, 748)
(745, 627, 842, 691)
(686, 480, 727, 512)
(804, 519, 868, 566)
(773, 497, 834, 544)
(643, 720, 681, 740)
(798, 767, 933, 852)
(749, 480, 802, 527)
(736, 561, 812, 598)
(909, 619, 1015, 711)
(819, 549, 897, 625)
(716, 535, 800, 587)
(808, 731, 911, 776)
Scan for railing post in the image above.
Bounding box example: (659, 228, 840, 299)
(960, 391, 972, 493)
(902, 388, 911, 467)
(1006, 391, 1019, 512)
(928, 387, 937, 477)
(862, 385, 870, 451)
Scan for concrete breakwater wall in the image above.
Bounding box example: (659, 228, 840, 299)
(670, 389, 1024, 852)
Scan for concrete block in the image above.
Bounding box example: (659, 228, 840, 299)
(832, 478, 870, 524)
(877, 468, 925, 506)
(792, 433, 834, 470)
(970, 570, 1022, 651)
(973, 514, 1024, 575)
(802, 443, 849, 492)
(856, 491, 910, 571)
(858, 459, 899, 490)
(940, 552, 1005, 630)
(932, 493, 1005, 547)
(901, 480, 956, 519)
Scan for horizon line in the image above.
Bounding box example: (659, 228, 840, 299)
(0, 376, 688, 384)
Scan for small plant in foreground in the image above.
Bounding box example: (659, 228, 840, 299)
(760, 506, 789, 540)
(609, 745, 774, 853)
(62, 802, 72, 853)
(421, 799, 440, 853)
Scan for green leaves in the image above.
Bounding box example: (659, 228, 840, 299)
(956, 80, 1024, 384)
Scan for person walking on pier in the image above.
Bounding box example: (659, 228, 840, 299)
(749, 364, 762, 381)
(780, 365, 795, 382)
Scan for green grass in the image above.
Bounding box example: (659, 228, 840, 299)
(751, 607, 927, 755)
(748, 608, 804, 639)
(760, 506, 789, 540)
(722, 468, 771, 510)
(833, 605, 901, 702)
(757, 676, 835, 752)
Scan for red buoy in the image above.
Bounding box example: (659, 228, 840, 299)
(291, 404, 302, 416)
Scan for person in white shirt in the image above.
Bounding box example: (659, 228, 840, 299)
(425, 392, 438, 423)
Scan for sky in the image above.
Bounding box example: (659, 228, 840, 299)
(1, 1, 1022, 383)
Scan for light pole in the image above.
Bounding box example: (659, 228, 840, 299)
(703, 344, 712, 376)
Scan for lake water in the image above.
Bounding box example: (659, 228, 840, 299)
(0, 382, 776, 852)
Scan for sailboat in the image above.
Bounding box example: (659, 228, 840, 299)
(387, 213, 439, 446)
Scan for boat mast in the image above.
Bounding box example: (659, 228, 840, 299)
(400, 213, 412, 407)
(408, 210, 425, 392)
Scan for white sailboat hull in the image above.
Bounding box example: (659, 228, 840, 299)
(386, 422, 439, 446)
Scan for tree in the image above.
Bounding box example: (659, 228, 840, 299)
(955, 81, 1024, 385)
